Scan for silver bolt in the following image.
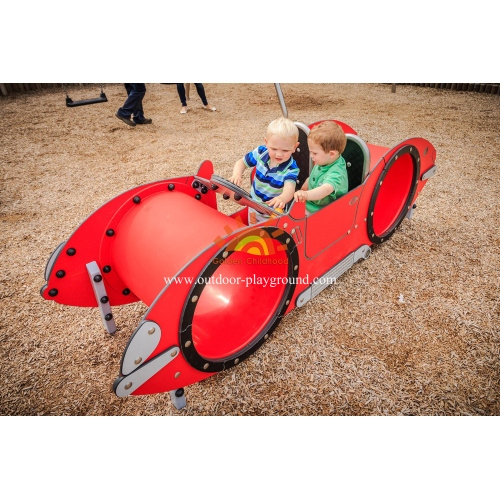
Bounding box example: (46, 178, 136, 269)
(264, 334, 269, 340)
(283, 223, 288, 228)
(185, 340, 192, 348)
(234, 359, 239, 365)
(148, 327, 155, 335)
(294, 265, 298, 270)
(203, 363, 209, 370)
(348, 230, 350, 234)
(396, 155, 398, 160)
(371, 212, 373, 216)
(124, 382, 132, 390)
(286, 300, 290, 305)
(134, 357, 142, 365)
(286, 238, 290, 244)
(175, 372, 180, 378)
(171, 350, 177, 357)
(191, 295, 198, 303)
(355, 225, 358, 229)
(222, 251, 228, 258)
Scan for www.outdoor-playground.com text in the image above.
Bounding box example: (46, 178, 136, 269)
(163, 275, 336, 288)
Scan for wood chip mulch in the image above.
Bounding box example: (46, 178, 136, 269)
(0, 83, 498, 415)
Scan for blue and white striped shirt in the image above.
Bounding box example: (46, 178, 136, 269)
(243, 146, 299, 203)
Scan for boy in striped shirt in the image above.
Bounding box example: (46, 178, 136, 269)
(230, 117, 300, 224)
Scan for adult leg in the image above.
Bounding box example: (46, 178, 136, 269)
(177, 84, 187, 106)
(195, 83, 216, 111)
(131, 83, 147, 123)
(117, 83, 145, 119)
(194, 83, 208, 106)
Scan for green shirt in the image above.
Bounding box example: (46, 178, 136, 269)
(306, 155, 348, 214)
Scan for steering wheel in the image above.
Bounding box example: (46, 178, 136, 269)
(210, 175, 282, 217)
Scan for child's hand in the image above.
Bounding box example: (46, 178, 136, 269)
(229, 173, 242, 186)
(266, 196, 286, 209)
(294, 190, 308, 203)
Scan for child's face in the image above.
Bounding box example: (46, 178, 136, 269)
(308, 139, 339, 166)
(265, 134, 299, 165)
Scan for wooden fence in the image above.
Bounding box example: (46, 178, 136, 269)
(0, 83, 98, 96)
(393, 83, 499, 94)
(2, 83, 499, 96)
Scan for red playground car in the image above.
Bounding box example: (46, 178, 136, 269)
(41, 118, 437, 409)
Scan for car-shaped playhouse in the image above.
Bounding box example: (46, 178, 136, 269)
(41, 118, 437, 409)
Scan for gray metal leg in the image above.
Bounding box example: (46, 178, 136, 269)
(406, 203, 417, 220)
(86, 261, 116, 334)
(169, 388, 187, 410)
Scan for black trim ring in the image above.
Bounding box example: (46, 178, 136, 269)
(367, 144, 420, 244)
(179, 226, 299, 373)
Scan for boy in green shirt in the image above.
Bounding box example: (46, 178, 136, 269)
(293, 121, 348, 215)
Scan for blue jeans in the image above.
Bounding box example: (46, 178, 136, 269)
(176, 83, 208, 107)
(117, 83, 146, 123)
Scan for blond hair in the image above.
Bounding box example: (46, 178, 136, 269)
(308, 121, 346, 154)
(266, 117, 299, 142)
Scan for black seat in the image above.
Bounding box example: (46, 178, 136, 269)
(292, 123, 312, 190)
(343, 135, 370, 191)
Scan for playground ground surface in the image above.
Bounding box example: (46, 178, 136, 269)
(0, 83, 499, 416)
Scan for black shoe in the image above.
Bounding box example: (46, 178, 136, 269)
(115, 112, 136, 127)
(134, 118, 153, 125)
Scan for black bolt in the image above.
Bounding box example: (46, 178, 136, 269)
(122, 288, 130, 295)
(168, 184, 175, 191)
(223, 194, 230, 200)
(55, 270, 66, 278)
(234, 194, 242, 201)
(66, 248, 76, 256)
(48, 288, 58, 297)
(175, 388, 184, 398)
(195, 193, 201, 200)
(192, 180, 200, 189)
(100, 296, 109, 304)
(201, 186, 208, 195)
(413, 204, 417, 209)
(103, 266, 111, 273)
(133, 196, 141, 204)
(106, 229, 115, 237)
(105, 313, 113, 321)
(211, 183, 219, 190)
(94, 274, 102, 282)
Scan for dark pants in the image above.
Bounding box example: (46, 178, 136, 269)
(177, 83, 208, 107)
(117, 83, 146, 123)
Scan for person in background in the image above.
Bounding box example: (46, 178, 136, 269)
(115, 83, 152, 127)
(177, 83, 216, 114)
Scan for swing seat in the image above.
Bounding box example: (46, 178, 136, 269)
(66, 92, 108, 107)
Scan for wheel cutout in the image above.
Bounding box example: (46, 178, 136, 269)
(180, 227, 299, 372)
(367, 145, 420, 244)
(192, 250, 288, 359)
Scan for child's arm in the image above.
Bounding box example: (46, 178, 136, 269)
(229, 158, 246, 186)
(266, 181, 296, 209)
(294, 183, 334, 203)
(295, 177, 309, 201)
